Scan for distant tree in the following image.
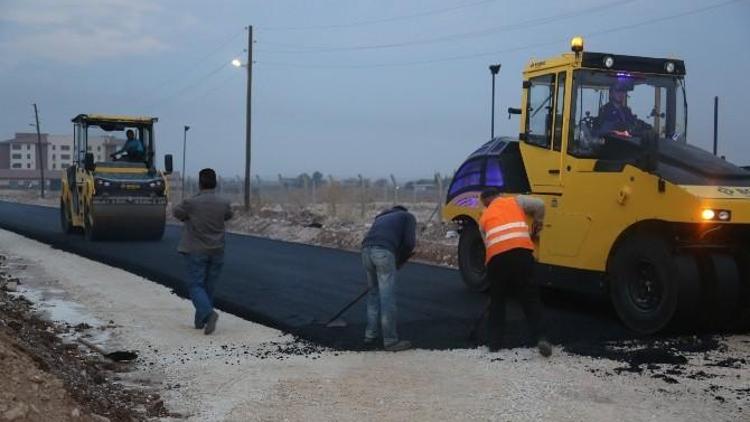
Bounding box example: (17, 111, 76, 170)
(373, 178, 389, 188)
(312, 171, 324, 185)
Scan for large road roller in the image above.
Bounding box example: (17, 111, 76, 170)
(60, 114, 173, 240)
(443, 38, 750, 334)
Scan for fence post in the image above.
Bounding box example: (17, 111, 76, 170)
(435, 172, 443, 216)
(358, 174, 365, 219)
(390, 174, 398, 205)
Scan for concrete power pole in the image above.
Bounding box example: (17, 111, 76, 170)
(243, 25, 254, 211)
(33, 104, 45, 198)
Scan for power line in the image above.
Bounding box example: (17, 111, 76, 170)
(145, 60, 233, 110)
(258, 0, 496, 31)
(143, 29, 244, 99)
(255, 0, 744, 69)
(257, 0, 635, 53)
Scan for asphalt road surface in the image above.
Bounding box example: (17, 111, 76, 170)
(0, 200, 632, 350)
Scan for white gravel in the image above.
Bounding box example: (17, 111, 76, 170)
(0, 229, 747, 421)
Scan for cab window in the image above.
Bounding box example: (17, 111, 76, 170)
(526, 74, 555, 148)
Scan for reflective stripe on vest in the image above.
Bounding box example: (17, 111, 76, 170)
(480, 197, 535, 263)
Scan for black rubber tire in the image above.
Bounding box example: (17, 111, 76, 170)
(609, 233, 681, 334)
(735, 248, 750, 330)
(698, 253, 741, 330)
(60, 198, 75, 234)
(671, 254, 702, 329)
(458, 224, 489, 292)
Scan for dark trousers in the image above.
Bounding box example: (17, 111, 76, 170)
(486, 248, 544, 348)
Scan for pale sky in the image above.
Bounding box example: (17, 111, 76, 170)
(0, 0, 748, 179)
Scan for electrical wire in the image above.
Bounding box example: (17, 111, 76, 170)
(258, 0, 496, 31)
(145, 61, 232, 110)
(257, 0, 635, 53)
(255, 0, 744, 69)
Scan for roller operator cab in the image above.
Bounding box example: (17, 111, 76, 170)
(443, 38, 750, 334)
(60, 114, 174, 240)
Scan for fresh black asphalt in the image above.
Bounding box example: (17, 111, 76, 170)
(0, 200, 634, 350)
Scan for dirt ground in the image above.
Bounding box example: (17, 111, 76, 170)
(0, 264, 169, 421)
(0, 229, 748, 421)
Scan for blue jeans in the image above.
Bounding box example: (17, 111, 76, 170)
(183, 253, 224, 327)
(362, 246, 398, 346)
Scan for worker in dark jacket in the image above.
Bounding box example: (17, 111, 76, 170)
(173, 168, 233, 335)
(361, 205, 416, 351)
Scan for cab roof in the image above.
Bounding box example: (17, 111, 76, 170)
(71, 114, 158, 125)
(523, 51, 685, 76)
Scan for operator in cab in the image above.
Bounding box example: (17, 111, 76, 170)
(111, 129, 145, 162)
(595, 80, 650, 138)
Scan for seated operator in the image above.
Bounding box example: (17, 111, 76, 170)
(595, 81, 648, 138)
(111, 129, 145, 162)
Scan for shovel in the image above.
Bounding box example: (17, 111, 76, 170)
(324, 287, 371, 328)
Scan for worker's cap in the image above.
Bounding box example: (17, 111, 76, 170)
(611, 79, 634, 92)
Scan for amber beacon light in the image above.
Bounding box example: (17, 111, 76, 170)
(571, 36, 584, 53)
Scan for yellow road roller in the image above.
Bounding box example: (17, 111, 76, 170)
(443, 38, 750, 334)
(60, 114, 173, 240)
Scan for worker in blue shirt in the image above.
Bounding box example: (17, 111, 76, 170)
(112, 129, 145, 162)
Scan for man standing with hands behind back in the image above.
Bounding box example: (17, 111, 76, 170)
(479, 188, 551, 357)
(173, 168, 233, 335)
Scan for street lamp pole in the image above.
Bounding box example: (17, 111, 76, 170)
(489, 64, 501, 140)
(244, 25, 253, 211)
(182, 125, 190, 199)
(33, 103, 45, 198)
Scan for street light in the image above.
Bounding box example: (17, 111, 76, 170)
(182, 125, 190, 199)
(231, 58, 242, 68)
(489, 64, 501, 140)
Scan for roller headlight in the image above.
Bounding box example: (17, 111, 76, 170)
(701, 208, 731, 221)
(603, 56, 615, 68)
(664, 61, 675, 73)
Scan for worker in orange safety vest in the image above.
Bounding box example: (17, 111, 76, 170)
(479, 187, 551, 357)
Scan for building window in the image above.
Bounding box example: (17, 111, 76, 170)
(52, 145, 56, 150)
(26, 145, 31, 150)
(12, 163, 21, 169)
(61, 145, 70, 151)
(27, 154, 31, 159)
(61, 154, 71, 160)
(52, 154, 56, 160)
(11, 144, 21, 150)
(52, 163, 56, 169)
(97, 146, 101, 151)
(27, 163, 31, 168)
(11, 154, 21, 159)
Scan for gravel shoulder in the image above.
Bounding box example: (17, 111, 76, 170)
(1, 229, 747, 421)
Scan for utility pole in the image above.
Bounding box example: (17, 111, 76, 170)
(244, 25, 254, 211)
(33, 104, 45, 198)
(182, 125, 190, 199)
(713, 96, 719, 156)
(489, 64, 501, 140)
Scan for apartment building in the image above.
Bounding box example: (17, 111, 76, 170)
(0, 132, 125, 171)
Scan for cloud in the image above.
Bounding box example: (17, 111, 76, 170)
(0, 0, 171, 65)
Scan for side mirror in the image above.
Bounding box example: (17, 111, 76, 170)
(507, 107, 522, 119)
(164, 154, 173, 175)
(84, 153, 95, 172)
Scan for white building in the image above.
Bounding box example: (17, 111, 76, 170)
(1, 132, 124, 171)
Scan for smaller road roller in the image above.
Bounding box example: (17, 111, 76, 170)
(60, 114, 173, 240)
(443, 38, 750, 334)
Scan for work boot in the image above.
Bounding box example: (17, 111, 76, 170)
(537, 339, 552, 358)
(384, 340, 412, 352)
(363, 337, 378, 348)
(204, 311, 219, 335)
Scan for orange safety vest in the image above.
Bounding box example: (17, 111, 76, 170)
(478, 196, 535, 263)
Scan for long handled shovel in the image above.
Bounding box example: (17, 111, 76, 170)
(324, 287, 371, 328)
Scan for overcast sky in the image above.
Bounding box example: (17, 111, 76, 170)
(0, 0, 748, 179)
